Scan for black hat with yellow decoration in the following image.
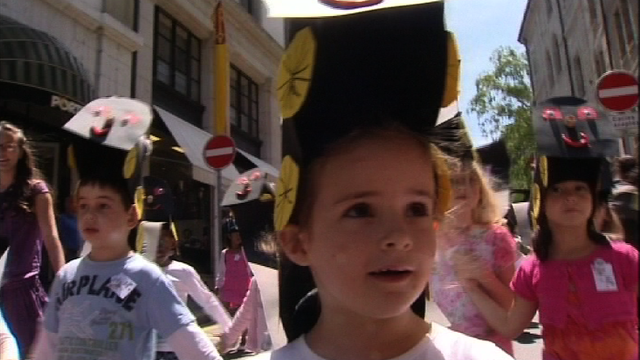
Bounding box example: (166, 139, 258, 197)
(136, 176, 180, 262)
(65, 97, 152, 257)
(528, 96, 619, 230)
(271, 0, 460, 341)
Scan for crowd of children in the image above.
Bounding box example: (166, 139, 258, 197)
(0, 1, 637, 360)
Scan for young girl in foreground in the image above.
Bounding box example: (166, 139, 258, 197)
(250, 2, 512, 359)
(432, 160, 517, 355)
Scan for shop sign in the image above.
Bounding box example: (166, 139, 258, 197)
(51, 95, 82, 115)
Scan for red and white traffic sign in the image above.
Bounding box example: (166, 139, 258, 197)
(203, 135, 236, 170)
(596, 71, 639, 112)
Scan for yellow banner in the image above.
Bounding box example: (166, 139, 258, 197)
(214, 1, 229, 136)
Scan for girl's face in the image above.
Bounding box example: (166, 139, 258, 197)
(230, 232, 242, 249)
(450, 169, 481, 211)
(156, 229, 176, 265)
(284, 134, 437, 320)
(0, 131, 21, 172)
(544, 181, 593, 227)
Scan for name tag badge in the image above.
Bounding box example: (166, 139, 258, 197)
(108, 273, 138, 299)
(591, 258, 618, 292)
(234, 254, 241, 261)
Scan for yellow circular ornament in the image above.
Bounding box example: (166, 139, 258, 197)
(539, 156, 548, 187)
(275, 156, 300, 231)
(277, 27, 316, 119)
(67, 145, 77, 170)
(441, 31, 461, 108)
(134, 187, 145, 219)
(531, 183, 541, 219)
(123, 147, 138, 179)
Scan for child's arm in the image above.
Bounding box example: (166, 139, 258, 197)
(464, 280, 537, 339)
(165, 322, 222, 360)
(220, 278, 258, 352)
(34, 190, 65, 272)
(215, 250, 226, 291)
(31, 328, 58, 360)
(475, 265, 516, 310)
(0, 314, 19, 360)
(184, 266, 232, 329)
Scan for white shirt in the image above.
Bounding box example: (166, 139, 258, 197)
(246, 323, 513, 360)
(158, 261, 232, 352)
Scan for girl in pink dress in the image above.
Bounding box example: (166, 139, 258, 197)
(215, 222, 252, 314)
(431, 161, 517, 355)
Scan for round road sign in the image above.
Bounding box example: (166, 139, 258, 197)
(596, 71, 639, 112)
(203, 135, 236, 170)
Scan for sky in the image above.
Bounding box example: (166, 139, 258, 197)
(445, 0, 529, 146)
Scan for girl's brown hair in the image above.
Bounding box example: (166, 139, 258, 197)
(0, 121, 45, 213)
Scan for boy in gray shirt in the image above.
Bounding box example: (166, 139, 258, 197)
(32, 97, 221, 360)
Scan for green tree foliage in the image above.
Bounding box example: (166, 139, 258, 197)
(469, 46, 534, 190)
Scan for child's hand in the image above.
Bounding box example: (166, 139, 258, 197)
(451, 250, 492, 282)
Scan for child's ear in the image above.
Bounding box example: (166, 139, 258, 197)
(279, 225, 311, 266)
(126, 204, 140, 229)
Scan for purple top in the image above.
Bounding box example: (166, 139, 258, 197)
(0, 181, 49, 282)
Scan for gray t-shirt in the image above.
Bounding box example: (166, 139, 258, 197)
(43, 253, 195, 360)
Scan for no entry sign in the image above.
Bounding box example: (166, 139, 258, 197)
(203, 135, 236, 170)
(596, 71, 639, 112)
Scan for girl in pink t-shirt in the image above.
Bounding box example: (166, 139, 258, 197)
(431, 162, 517, 355)
(215, 223, 252, 313)
(462, 157, 639, 360)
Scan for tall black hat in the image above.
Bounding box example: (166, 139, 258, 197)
(529, 96, 619, 229)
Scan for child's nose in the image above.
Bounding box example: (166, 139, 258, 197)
(380, 224, 413, 251)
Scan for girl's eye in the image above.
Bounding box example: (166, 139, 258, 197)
(78, 203, 88, 211)
(344, 203, 373, 218)
(406, 202, 429, 217)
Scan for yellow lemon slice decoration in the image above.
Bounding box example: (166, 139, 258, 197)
(123, 147, 138, 179)
(442, 31, 461, 108)
(531, 183, 541, 219)
(134, 187, 145, 219)
(539, 156, 548, 187)
(275, 156, 300, 231)
(277, 27, 316, 119)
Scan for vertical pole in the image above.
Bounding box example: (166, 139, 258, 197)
(214, 170, 223, 280)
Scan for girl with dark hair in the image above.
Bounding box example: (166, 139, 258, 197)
(461, 96, 639, 360)
(248, 2, 514, 360)
(0, 121, 65, 357)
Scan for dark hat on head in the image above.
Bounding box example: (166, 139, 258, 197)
(529, 96, 618, 229)
(275, 0, 458, 233)
(136, 176, 178, 261)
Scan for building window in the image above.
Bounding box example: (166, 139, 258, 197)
(620, 0, 637, 57)
(553, 35, 562, 73)
(546, 50, 554, 86)
(105, 0, 139, 31)
(240, 0, 261, 20)
(230, 66, 260, 140)
(154, 8, 201, 102)
(573, 55, 585, 97)
(587, 0, 598, 30)
(613, 10, 628, 58)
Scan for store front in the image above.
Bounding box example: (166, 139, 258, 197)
(0, 14, 94, 207)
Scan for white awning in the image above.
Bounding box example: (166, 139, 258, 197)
(237, 148, 280, 177)
(155, 107, 240, 184)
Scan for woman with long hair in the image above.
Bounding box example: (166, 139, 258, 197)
(0, 121, 65, 357)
